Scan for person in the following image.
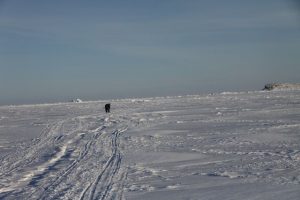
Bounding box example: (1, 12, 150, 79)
(105, 103, 111, 113)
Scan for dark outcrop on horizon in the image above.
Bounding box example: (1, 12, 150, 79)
(263, 83, 300, 91)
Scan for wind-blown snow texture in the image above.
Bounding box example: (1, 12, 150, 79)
(0, 90, 300, 200)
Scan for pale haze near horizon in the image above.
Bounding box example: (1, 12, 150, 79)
(0, 0, 300, 105)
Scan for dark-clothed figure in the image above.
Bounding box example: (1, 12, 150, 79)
(105, 103, 111, 113)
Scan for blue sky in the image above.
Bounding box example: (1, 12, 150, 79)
(0, 0, 300, 105)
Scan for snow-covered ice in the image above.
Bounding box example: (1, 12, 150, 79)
(0, 90, 300, 199)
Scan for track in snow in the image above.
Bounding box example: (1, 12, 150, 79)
(0, 114, 130, 200)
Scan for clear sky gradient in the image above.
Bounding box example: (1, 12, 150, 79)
(0, 0, 300, 105)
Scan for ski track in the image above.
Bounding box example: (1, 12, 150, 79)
(0, 110, 138, 200)
(79, 129, 126, 200)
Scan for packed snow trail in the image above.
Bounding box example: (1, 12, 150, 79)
(0, 113, 132, 200)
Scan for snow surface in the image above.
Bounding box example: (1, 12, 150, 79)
(0, 90, 300, 199)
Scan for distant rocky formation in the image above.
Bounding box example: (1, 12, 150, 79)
(263, 83, 300, 91)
